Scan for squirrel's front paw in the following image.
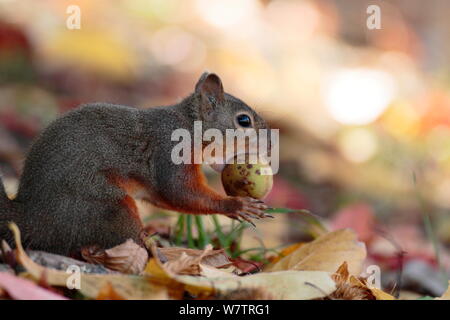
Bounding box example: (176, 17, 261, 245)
(225, 197, 273, 226)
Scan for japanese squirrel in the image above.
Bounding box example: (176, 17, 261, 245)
(0, 73, 272, 256)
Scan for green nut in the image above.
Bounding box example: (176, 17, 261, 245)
(221, 158, 273, 199)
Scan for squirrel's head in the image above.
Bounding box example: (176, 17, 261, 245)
(193, 72, 269, 134)
(192, 72, 271, 169)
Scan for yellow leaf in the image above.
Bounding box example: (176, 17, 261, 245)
(436, 282, 450, 300)
(265, 229, 366, 275)
(144, 257, 213, 298)
(176, 270, 336, 300)
(369, 287, 395, 300)
(268, 243, 303, 265)
(9, 223, 167, 300)
(145, 245, 336, 300)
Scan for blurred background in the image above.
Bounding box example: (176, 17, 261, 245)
(0, 0, 449, 297)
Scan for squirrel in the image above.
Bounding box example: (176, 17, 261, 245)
(0, 72, 272, 257)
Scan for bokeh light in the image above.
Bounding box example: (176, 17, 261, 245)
(323, 68, 396, 125)
(338, 128, 378, 163)
(195, 0, 259, 29)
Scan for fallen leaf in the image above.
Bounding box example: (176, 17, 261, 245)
(145, 246, 336, 300)
(326, 262, 395, 300)
(9, 223, 167, 300)
(159, 245, 232, 270)
(212, 287, 273, 300)
(1, 239, 15, 267)
(265, 229, 366, 275)
(230, 257, 263, 273)
(164, 252, 203, 275)
(436, 282, 450, 300)
(143, 259, 188, 299)
(82, 239, 148, 275)
(96, 283, 125, 300)
(324, 262, 372, 300)
(267, 243, 304, 265)
(152, 245, 233, 276)
(199, 264, 236, 278)
(177, 270, 337, 300)
(369, 286, 396, 300)
(0, 272, 67, 300)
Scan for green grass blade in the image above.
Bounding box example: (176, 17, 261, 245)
(174, 214, 185, 246)
(195, 215, 210, 248)
(186, 215, 195, 248)
(212, 215, 227, 248)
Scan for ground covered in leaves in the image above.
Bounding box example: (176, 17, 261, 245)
(1, 223, 449, 300)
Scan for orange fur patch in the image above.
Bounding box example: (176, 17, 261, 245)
(121, 195, 140, 221)
(107, 173, 145, 222)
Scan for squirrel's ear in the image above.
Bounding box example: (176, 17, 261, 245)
(195, 72, 224, 105)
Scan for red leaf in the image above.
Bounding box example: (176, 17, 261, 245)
(0, 272, 67, 300)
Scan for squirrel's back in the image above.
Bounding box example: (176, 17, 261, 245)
(16, 103, 143, 202)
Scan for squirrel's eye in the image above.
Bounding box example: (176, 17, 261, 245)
(236, 114, 252, 128)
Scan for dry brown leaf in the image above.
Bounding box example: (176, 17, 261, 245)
(326, 262, 395, 300)
(328, 262, 375, 300)
(164, 252, 202, 275)
(145, 247, 337, 300)
(9, 223, 167, 300)
(143, 258, 194, 299)
(328, 281, 373, 300)
(265, 229, 366, 275)
(96, 283, 126, 300)
(159, 245, 231, 269)
(81, 239, 148, 275)
(213, 287, 274, 300)
(436, 282, 450, 300)
(156, 245, 232, 276)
